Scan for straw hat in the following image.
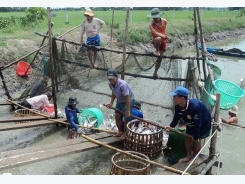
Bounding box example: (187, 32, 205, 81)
(148, 8, 163, 18)
(229, 105, 238, 115)
(83, 9, 94, 17)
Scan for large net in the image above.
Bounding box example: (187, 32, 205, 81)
(0, 28, 220, 126)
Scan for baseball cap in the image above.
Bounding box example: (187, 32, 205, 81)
(107, 68, 118, 79)
(169, 86, 189, 97)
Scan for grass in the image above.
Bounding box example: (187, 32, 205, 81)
(0, 9, 244, 45)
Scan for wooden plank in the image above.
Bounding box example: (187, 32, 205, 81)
(0, 118, 67, 131)
(156, 154, 208, 175)
(0, 133, 124, 170)
(0, 132, 114, 158)
(0, 116, 48, 123)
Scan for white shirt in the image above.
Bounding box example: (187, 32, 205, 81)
(26, 95, 53, 110)
(80, 17, 105, 39)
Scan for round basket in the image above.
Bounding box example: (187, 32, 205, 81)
(109, 151, 151, 175)
(124, 119, 163, 160)
(210, 79, 245, 110)
(14, 109, 40, 123)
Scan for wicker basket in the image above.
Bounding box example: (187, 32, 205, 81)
(109, 151, 151, 175)
(124, 119, 163, 160)
(14, 109, 40, 123)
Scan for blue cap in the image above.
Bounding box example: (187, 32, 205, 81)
(169, 86, 189, 97)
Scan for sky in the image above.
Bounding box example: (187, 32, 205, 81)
(2, 0, 244, 8)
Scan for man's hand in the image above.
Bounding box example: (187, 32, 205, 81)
(165, 125, 172, 132)
(104, 103, 112, 108)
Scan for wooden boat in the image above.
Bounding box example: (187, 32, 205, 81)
(198, 45, 245, 58)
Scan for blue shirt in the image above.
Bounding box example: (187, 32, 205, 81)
(65, 105, 80, 125)
(170, 98, 211, 140)
(108, 78, 134, 103)
(122, 108, 143, 132)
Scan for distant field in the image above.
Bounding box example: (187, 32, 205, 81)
(0, 9, 241, 29)
(0, 9, 244, 44)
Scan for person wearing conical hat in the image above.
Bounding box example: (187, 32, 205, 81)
(221, 106, 238, 124)
(148, 8, 168, 79)
(80, 8, 105, 69)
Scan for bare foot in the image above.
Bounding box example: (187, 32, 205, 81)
(113, 132, 123, 137)
(179, 156, 192, 163)
(153, 74, 160, 80)
(154, 51, 160, 56)
(187, 158, 198, 165)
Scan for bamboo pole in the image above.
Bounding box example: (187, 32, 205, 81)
(221, 122, 245, 129)
(1, 24, 81, 70)
(104, 104, 193, 139)
(207, 93, 220, 174)
(199, 152, 220, 175)
(81, 134, 190, 175)
(5, 98, 118, 134)
(196, 7, 207, 81)
(121, 7, 130, 80)
(110, 8, 114, 42)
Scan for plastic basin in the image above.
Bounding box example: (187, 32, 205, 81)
(78, 108, 103, 128)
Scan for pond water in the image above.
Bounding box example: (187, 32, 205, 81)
(0, 36, 245, 175)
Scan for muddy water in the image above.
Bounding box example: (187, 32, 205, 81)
(0, 37, 245, 175)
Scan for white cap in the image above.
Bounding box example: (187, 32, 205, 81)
(229, 105, 238, 115)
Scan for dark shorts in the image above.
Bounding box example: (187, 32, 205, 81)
(167, 157, 178, 165)
(186, 127, 211, 139)
(86, 34, 100, 50)
(114, 99, 135, 114)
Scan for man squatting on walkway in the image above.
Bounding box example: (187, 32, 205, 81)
(165, 86, 211, 164)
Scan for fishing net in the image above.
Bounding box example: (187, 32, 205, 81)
(0, 30, 205, 127)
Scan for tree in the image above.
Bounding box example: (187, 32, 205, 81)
(24, 7, 47, 26)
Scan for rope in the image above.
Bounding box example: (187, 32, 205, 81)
(133, 54, 156, 71)
(181, 129, 218, 175)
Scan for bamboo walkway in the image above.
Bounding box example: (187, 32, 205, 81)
(156, 154, 208, 175)
(0, 132, 123, 171)
(0, 117, 66, 131)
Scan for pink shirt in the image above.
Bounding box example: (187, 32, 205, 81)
(26, 95, 53, 110)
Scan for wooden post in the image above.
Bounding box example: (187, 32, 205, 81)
(110, 8, 114, 42)
(47, 7, 58, 119)
(196, 7, 207, 81)
(207, 93, 221, 175)
(121, 7, 130, 80)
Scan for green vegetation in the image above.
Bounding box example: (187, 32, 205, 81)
(0, 9, 245, 46)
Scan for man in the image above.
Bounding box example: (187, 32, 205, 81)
(104, 68, 135, 137)
(80, 8, 105, 69)
(165, 86, 211, 164)
(17, 92, 53, 111)
(148, 8, 168, 79)
(221, 106, 238, 124)
(65, 97, 83, 133)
